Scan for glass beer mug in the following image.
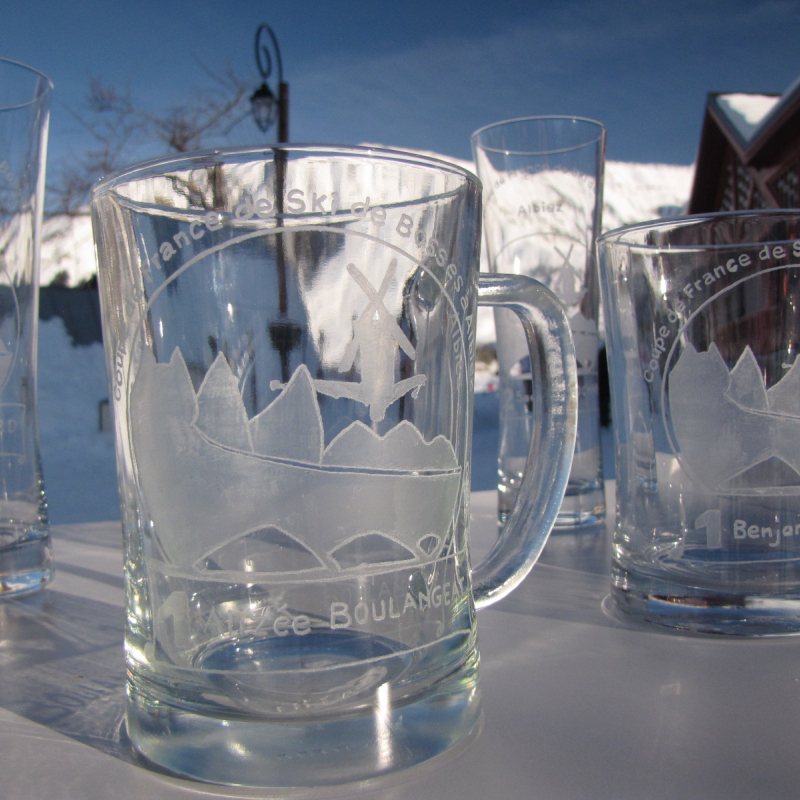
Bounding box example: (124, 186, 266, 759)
(91, 145, 577, 788)
(599, 211, 800, 635)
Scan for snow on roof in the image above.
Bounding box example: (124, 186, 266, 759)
(715, 93, 781, 145)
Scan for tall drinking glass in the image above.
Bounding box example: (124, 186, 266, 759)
(472, 117, 606, 531)
(0, 58, 52, 598)
(92, 145, 577, 787)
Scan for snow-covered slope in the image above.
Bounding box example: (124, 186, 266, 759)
(39, 158, 694, 288)
(40, 213, 96, 287)
(602, 161, 692, 230)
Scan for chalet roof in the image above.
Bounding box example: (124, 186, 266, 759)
(713, 93, 780, 148)
(689, 75, 800, 212)
(709, 76, 800, 165)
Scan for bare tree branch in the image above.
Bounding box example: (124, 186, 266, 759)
(48, 63, 251, 216)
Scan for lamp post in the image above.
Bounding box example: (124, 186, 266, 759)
(251, 24, 296, 380)
(250, 24, 289, 142)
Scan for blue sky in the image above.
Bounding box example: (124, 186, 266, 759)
(3, 0, 798, 176)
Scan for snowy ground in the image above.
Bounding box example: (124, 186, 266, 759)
(36, 156, 694, 525)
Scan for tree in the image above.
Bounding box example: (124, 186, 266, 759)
(48, 64, 251, 217)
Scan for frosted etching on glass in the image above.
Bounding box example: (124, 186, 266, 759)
(130, 258, 461, 580)
(270, 261, 427, 422)
(669, 342, 800, 495)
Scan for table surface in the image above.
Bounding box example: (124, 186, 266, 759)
(2, 488, 799, 800)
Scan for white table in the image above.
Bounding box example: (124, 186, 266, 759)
(2, 489, 799, 800)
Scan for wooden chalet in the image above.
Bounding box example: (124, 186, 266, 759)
(688, 77, 800, 213)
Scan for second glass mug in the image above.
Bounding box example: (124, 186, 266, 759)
(91, 145, 577, 788)
(599, 211, 800, 635)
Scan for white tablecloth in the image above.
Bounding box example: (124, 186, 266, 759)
(2, 489, 799, 800)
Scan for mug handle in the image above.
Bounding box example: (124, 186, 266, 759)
(471, 274, 578, 609)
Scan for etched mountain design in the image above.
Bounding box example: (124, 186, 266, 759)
(330, 533, 417, 569)
(190, 355, 456, 473)
(719, 457, 800, 492)
(249, 365, 324, 463)
(766, 357, 800, 416)
(668, 343, 800, 494)
(129, 348, 461, 576)
(727, 347, 769, 411)
(322, 420, 458, 471)
(200, 525, 326, 573)
(196, 353, 254, 452)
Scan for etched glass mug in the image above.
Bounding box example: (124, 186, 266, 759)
(599, 211, 800, 635)
(92, 145, 576, 788)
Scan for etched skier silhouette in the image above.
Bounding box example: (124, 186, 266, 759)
(553, 245, 585, 307)
(270, 260, 426, 422)
(554, 245, 597, 373)
(669, 343, 800, 494)
(130, 257, 461, 579)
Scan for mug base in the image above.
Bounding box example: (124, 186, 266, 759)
(499, 482, 606, 534)
(0, 534, 53, 599)
(126, 658, 483, 789)
(553, 478, 606, 532)
(611, 565, 800, 636)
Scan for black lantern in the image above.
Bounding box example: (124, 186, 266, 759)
(250, 82, 278, 133)
(250, 24, 289, 142)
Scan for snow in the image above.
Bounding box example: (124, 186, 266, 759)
(601, 161, 692, 231)
(41, 156, 693, 292)
(35, 154, 693, 525)
(716, 93, 780, 144)
(40, 213, 96, 287)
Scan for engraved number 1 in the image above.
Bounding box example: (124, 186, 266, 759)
(695, 509, 722, 549)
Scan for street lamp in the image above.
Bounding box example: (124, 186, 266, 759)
(251, 24, 295, 378)
(250, 24, 289, 142)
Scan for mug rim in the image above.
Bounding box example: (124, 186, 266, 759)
(91, 143, 481, 199)
(471, 115, 606, 156)
(0, 56, 53, 112)
(597, 208, 800, 249)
